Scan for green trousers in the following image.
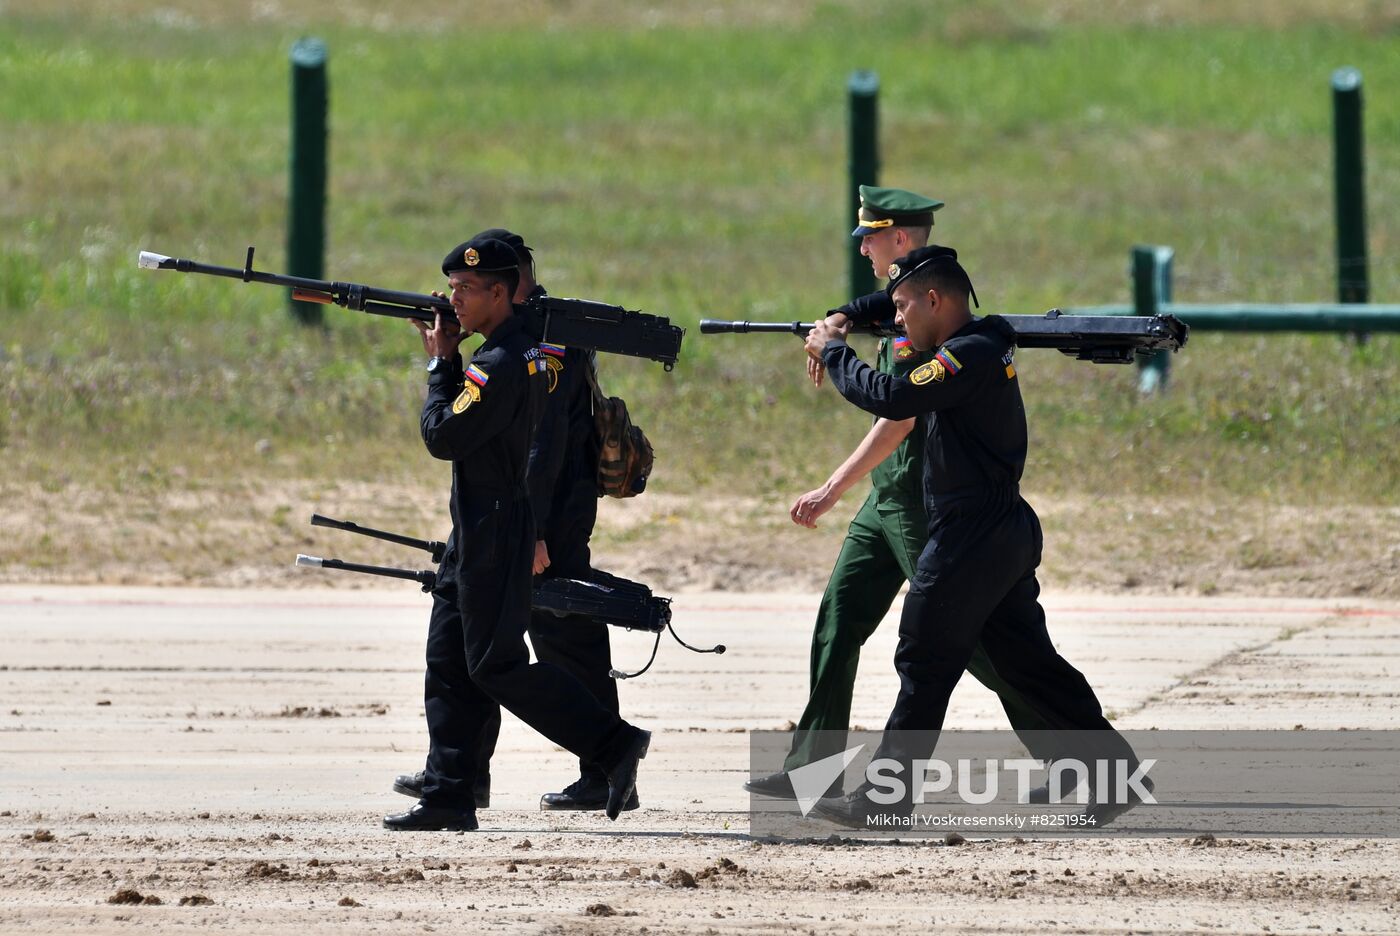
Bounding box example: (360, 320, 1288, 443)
(784, 490, 1054, 771)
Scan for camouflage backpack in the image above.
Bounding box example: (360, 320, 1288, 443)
(583, 359, 654, 498)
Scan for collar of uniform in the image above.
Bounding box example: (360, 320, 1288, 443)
(480, 310, 524, 354)
(944, 316, 996, 347)
(525, 283, 548, 301)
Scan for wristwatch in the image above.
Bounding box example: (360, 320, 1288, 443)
(426, 356, 451, 374)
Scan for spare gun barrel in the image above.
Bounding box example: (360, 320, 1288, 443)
(295, 553, 674, 635)
(310, 513, 447, 564)
(295, 554, 437, 591)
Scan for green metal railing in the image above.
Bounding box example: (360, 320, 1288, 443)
(1087, 303, 1400, 333)
(1068, 69, 1391, 394)
(1073, 245, 1400, 393)
(1332, 67, 1368, 305)
(288, 37, 329, 326)
(847, 70, 880, 301)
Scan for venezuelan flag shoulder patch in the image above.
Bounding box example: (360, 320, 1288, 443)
(893, 335, 914, 360)
(933, 347, 962, 376)
(540, 342, 566, 358)
(465, 363, 490, 387)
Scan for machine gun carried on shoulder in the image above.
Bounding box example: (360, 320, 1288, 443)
(138, 247, 685, 370)
(700, 309, 1187, 365)
(296, 514, 722, 678)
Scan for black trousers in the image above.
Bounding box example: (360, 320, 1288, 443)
(877, 494, 1138, 783)
(419, 493, 630, 809)
(482, 484, 618, 784)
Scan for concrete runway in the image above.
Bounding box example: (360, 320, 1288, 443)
(3, 585, 1399, 934)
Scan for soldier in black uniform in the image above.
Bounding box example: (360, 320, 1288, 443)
(383, 235, 649, 831)
(508, 231, 638, 812)
(802, 245, 1146, 827)
(391, 229, 637, 813)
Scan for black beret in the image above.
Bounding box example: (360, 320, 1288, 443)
(441, 235, 520, 276)
(471, 228, 533, 266)
(885, 244, 979, 309)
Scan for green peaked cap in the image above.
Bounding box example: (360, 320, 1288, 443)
(852, 185, 945, 237)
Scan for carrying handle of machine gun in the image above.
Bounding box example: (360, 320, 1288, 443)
(295, 554, 437, 593)
(310, 513, 447, 564)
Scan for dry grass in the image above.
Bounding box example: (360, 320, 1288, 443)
(6, 0, 1398, 32)
(2, 479, 1395, 598)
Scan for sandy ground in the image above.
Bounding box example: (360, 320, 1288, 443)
(2, 586, 1400, 934)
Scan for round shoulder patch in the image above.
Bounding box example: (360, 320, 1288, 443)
(451, 381, 482, 414)
(544, 355, 563, 393)
(909, 360, 946, 385)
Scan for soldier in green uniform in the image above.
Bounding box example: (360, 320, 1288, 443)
(746, 186, 1057, 800)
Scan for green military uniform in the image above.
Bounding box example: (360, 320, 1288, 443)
(782, 187, 1052, 773)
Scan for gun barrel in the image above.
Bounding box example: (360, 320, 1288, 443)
(699, 319, 810, 335)
(294, 554, 437, 590)
(137, 247, 683, 367)
(699, 311, 1187, 360)
(309, 514, 446, 563)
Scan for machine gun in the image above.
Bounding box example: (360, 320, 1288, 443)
(296, 514, 722, 678)
(700, 309, 1188, 364)
(138, 247, 685, 370)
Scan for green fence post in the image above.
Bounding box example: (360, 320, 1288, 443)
(288, 37, 328, 326)
(1132, 245, 1174, 394)
(847, 70, 880, 300)
(1331, 67, 1368, 307)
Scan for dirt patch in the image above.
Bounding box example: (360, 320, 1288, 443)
(0, 482, 1396, 598)
(26, 829, 1391, 935)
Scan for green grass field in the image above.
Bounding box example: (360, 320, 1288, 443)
(2, 1, 1397, 551)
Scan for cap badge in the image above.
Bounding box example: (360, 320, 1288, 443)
(888, 263, 901, 279)
(464, 248, 480, 267)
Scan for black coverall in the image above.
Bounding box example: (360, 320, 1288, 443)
(471, 288, 621, 787)
(417, 313, 636, 809)
(822, 315, 1138, 781)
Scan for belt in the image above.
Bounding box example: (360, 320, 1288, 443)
(456, 487, 529, 508)
(927, 483, 1019, 510)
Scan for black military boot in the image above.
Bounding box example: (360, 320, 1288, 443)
(540, 771, 640, 812)
(743, 768, 844, 801)
(1083, 775, 1154, 827)
(382, 801, 477, 832)
(393, 770, 490, 809)
(742, 770, 797, 800)
(810, 781, 913, 830)
(392, 771, 425, 799)
(1026, 774, 1083, 805)
(604, 729, 651, 821)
